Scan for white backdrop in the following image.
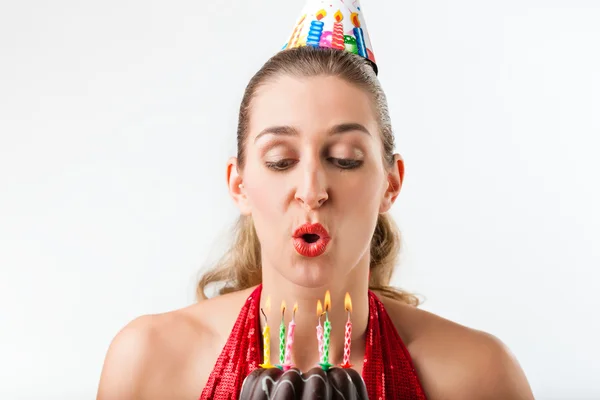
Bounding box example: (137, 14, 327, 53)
(1, 0, 599, 399)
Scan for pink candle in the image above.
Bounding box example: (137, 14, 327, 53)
(283, 303, 298, 369)
(316, 300, 324, 363)
(340, 293, 353, 368)
(342, 318, 352, 365)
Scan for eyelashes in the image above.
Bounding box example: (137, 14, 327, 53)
(265, 158, 363, 171)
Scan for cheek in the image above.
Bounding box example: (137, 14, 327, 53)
(244, 164, 286, 216)
(245, 185, 283, 245)
(334, 176, 384, 240)
(247, 185, 280, 213)
(337, 173, 384, 211)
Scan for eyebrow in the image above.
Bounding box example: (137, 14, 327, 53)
(253, 123, 371, 143)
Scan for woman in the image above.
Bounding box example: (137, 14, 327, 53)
(97, 7, 533, 400)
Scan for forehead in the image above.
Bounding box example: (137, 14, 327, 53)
(248, 75, 378, 141)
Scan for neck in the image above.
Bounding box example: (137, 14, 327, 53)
(259, 256, 370, 371)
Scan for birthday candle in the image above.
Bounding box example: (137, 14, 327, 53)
(316, 300, 324, 363)
(291, 16, 306, 48)
(323, 313, 331, 363)
(320, 291, 332, 370)
(306, 20, 325, 47)
(351, 12, 368, 58)
(332, 10, 345, 50)
(279, 301, 286, 366)
(287, 14, 306, 48)
(341, 293, 353, 368)
(259, 297, 275, 368)
(306, 10, 326, 47)
(284, 303, 297, 368)
(263, 324, 272, 365)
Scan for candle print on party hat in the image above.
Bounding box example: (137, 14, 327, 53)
(282, 0, 378, 75)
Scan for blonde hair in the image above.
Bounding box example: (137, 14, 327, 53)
(197, 47, 422, 307)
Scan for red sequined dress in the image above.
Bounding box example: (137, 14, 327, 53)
(200, 285, 427, 399)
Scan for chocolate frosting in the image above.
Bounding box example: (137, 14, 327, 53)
(239, 367, 368, 400)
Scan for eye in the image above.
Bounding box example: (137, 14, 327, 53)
(265, 158, 363, 171)
(329, 158, 363, 169)
(265, 159, 297, 171)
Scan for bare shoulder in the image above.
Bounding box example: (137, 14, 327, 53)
(97, 287, 255, 400)
(376, 293, 534, 400)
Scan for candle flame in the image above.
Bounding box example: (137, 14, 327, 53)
(316, 300, 323, 316)
(316, 9, 327, 21)
(324, 290, 331, 312)
(265, 296, 271, 313)
(351, 12, 361, 28)
(334, 10, 344, 23)
(281, 300, 286, 314)
(345, 292, 352, 312)
(293, 302, 298, 313)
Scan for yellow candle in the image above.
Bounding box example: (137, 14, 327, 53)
(262, 324, 273, 366)
(259, 296, 275, 368)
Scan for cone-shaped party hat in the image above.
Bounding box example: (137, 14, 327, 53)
(282, 0, 378, 75)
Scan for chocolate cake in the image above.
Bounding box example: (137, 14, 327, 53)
(239, 367, 368, 399)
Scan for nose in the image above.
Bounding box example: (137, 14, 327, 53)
(295, 161, 329, 210)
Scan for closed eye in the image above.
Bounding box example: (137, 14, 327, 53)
(329, 158, 363, 169)
(265, 158, 363, 171)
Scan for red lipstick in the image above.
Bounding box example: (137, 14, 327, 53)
(292, 223, 331, 257)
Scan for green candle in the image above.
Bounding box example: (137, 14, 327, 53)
(279, 302, 286, 366)
(323, 312, 331, 363)
(318, 291, 333, 370)
(279, 320, 286, 365)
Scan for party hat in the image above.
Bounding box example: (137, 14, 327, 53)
(282, 0, 378, 74)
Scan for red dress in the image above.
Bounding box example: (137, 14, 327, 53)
(200, 285, 427, 399)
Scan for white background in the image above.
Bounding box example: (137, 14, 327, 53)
(1, 0, 599, 399)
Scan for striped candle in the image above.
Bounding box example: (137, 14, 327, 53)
(340, 293, 353, 368)
(319, 291, 333, 370)
(287, 15, 306, 48)
(278, 308, 286, 366)
(307, 9, 327, 47)
(323, 313, 331, 364)
(283, 303, 298, 369)
(259, 299, 275, 369)
(316, 300, 324, 363)
(291, 18, 306, 48)
(306, 20, 325, 47)
(331, 10, 345, 50)
(353, 27, 367, 57)
(351, 12, 367, 58)
(316, 323, 324, 363)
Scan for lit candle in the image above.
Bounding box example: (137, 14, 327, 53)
(306, 9, 326, 47)
(319, 291, 333, 370)
(331, 10, 345, 50)
(278, 301, 286, 368)
(351, 12, 368, 58)
(316, 300, 324, 363)
(283, 302, 298, 370)
(340, 292, 353, 368)
(259, 296, 275, 368)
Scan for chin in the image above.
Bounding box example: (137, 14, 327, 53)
(283, 259, 340, 288)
